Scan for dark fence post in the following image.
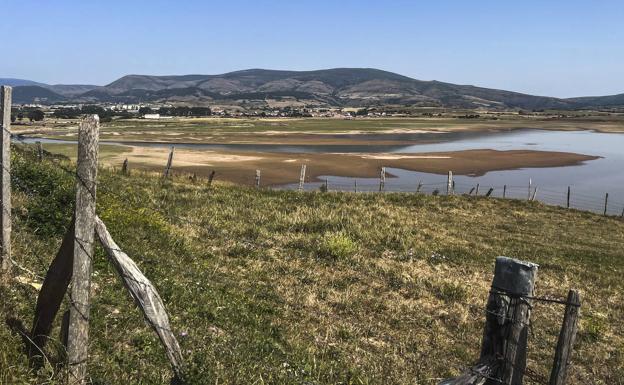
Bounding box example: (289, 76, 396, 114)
(121, 158, 128, 175)
(549, 290, 581, 385)
(0, 86, 11, 275)
(67, 115, 99, 384)
(566, 186, 570, 209)
(163, 146, 174, 178)
(503, 185, 507, 199)
(439, 257, 538, 385)
(604, 193, 608, 216)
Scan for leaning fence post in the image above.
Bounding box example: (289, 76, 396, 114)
(485, 188, 494, 197)
(379, 167, 386, 192)
(67, 115, 99, 384)
(531, 187, 538, 202)
(255, 169, 261, 188)
(298, 164, 306, 191)
(0, 86, 11, 275)
(163, 146, 174, 178)
(447, 171, 453, 195)
(604, 193, 609, 216)
(549, 290, 581, 385)
(36, 141, 44, 162)
(566, 186, 571, 209)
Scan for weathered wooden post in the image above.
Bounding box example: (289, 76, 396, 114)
(566, 186, 571, 209)
(298, 164, 307, 191)
(468, 187, 475, 195)
(379, 167, 386, 192)
(439, 257, 538, 385)
(475, 183, 480, 196)
(207, 170, 216, 187)
(0, 86, 11, 275)
(531, 187, 538, 202)
(121, 158, 128, 175)
(163, 146, 174, 178)
(528, 178, 532, 201)
(604, 193, 609, 216)
(549, 290, 581, 385)
(67, 115, 99, 384)
(485, 188, 494, 197)
(255, 169, 261, 188)
(36, 141, 44, 162)
(416, 180, 423, 193)
(354, 179, 357, 193)
(325, 178, 329, 192)
(447, 171, 453, 195)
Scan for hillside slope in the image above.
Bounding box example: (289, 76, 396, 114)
(77, 68, 575, 109)
(1, 145, 623, 384)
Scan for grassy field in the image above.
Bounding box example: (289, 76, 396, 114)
(1, 146, 623, 384)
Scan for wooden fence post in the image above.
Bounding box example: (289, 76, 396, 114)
(531, 187, 538, 202)
(503, 185, 507, 199)
(298, 164, 306, 191)
(482, 257, 538, 384)
(207, 170, 216, 187)
(325, 178, 329, 191)
(566, 186, 570, 209)
(485, 188, 494, 197)
(440, 257, 538, 385)
(416, 180, 422, 193)
(354, 179, 357, 193)
(163, 146, 174, 178)
(549, 290, 581, 385)
(37, 141, 44, 162)
(528, 178, 532, 201)
(604, 193, 608, 216)
(66, 115, 99, 384)
(475, 183, 480, 196)
(379, 167, 386, 192)
(255, 169, 261, 188)
(121, 158, 128, 175)
(447, 171, 453, 195)
(0, 86, 11, 275)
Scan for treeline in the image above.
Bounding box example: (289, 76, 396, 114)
(52, 105, 134, 122)
(139, 106, 211, 116)
(10, 108, 45, 122)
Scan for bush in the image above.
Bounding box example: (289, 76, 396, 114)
(318, 231, 357, 260)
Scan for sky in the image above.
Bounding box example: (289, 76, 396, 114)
(1, 0, 623, 98)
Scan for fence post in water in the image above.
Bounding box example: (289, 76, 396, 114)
(447, 171, 453, 195)
(255, 169, 261, 188)
(379, 167, 386, 192)
(67, 115, 99, 384)
(163, 146, 174, 178)
(567, 186, 571, 209)
(549, 290, 581, 385)
(36, 141, 44, 162)
(298, 164, 306, 191)
(121, 158, 128, 175)
(0, 86, 11, 275)
(604, 193, 609, 216)
(485, 188, 494, 197)
(503, 184, 507, 199)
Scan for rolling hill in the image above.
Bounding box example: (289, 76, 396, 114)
(3, 69, 623, 109)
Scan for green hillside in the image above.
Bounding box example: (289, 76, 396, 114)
(1, 145, 623, 384)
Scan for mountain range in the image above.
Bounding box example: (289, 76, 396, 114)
(2, 68, 623, 109)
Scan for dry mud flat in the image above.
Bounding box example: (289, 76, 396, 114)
(107, 146, 599, 185)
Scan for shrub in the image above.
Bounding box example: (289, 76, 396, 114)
(318, 231, 357, 260)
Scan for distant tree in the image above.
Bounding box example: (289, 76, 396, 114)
(139, 107, 154, 116)
(17, 113, 24, 121)
(28, 109, 45, 122)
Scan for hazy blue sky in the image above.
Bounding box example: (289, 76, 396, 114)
(1, 0, 622, 97)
